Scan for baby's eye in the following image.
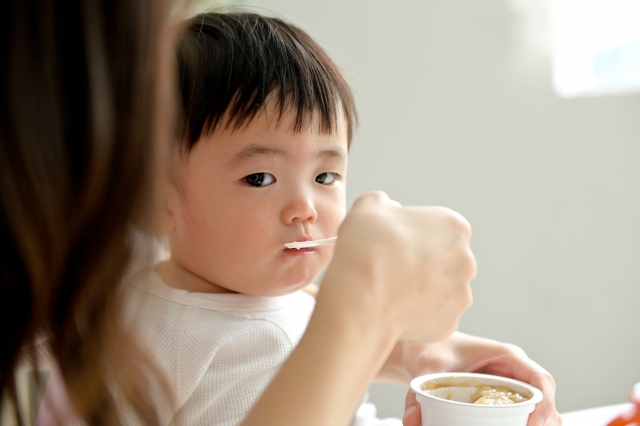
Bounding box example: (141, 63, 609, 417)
(315, 172, 337, 185)
(244, 173, 275, 187)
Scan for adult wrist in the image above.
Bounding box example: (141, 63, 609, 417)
(317, 259, 404, 347)
(310, 289, 400, 388)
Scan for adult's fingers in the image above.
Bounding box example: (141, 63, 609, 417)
(492, 357, 559, 426)
(525, 370, 561, 426)
(350, 190, 402, 209)
(467, 353, 561, 426)
(331, 193, 476, 343)
(350, 190, 393, 208)
(402, 389, 421, 426)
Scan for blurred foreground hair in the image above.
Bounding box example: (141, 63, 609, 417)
(176, 11, 357, 152)
(1, 0, 179, 423)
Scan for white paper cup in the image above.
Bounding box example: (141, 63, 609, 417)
(410, 372, 543, 426)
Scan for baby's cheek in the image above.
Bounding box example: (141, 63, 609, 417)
(327, 204, 346, 233)
(330, 216, 344, 237)
(319, 247, 336, 270)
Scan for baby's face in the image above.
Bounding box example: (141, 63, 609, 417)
(165, 108, 348, 296)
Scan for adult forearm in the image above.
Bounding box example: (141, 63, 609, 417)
(401, 332, 510, 377)
(376, 332, 512, 385)
(240, 289, 398, 426)
(374, 341, 413, 385)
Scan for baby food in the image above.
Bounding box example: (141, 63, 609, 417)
(421, 379, 530, 405)
(471, 385, 529, 405)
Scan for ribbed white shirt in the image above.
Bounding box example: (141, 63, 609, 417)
(124, 269, 401, 426)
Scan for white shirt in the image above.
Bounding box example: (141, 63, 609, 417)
(124, 269, 401, 426)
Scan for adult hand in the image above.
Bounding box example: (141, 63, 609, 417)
(400, 332, 562, 426)
(243, 192, 475, 426)
(320, 191, 476, 343)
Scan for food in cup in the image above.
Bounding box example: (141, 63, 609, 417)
(421, 378, 530, 405)
(410, 373, 543, 426)
(472, 385, 529, 405)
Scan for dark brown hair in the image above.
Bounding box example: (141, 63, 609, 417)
(176, 12, 357, 152)
(0, 0, 178, 423)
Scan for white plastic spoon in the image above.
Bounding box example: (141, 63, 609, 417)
(284, 237, 337, 249)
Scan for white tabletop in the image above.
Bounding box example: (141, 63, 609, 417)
(561, 403, 633, 426)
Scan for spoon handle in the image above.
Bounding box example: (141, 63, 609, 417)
(284, 237, 337, 249)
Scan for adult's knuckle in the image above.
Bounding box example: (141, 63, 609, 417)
(436, 206, 472, 237)
(461, 248, 477, 280)
(361, 190, 389, 205)
(506, 342, 526, 355)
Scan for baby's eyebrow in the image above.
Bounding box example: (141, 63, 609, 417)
(316, 149, 347, 162)
(227, 145, 347, 167)
(227, 145, 286, 167)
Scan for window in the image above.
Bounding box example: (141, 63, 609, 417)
(553, 0, 640, 97)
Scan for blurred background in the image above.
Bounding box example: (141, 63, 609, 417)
(204, 0, 640, 418)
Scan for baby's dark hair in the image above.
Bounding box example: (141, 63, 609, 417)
(176, 11, 357, 152)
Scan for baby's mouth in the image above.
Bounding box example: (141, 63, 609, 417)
(283, 237, 336, 250)
(283, 237, 315, 253)
(283, 236, 312, 248)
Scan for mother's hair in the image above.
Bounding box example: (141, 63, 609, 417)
(1, 0, 178, 423)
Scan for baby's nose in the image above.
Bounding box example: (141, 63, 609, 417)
(281, 194, 318, 225)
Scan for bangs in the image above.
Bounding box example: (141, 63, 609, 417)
(176, 12, 357, 151)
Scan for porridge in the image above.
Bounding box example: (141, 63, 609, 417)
(421, 379, 530, 405)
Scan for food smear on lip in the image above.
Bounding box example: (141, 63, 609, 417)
(421, 379, 530, 405)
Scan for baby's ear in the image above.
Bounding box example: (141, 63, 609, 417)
(156, 176, 177, 234)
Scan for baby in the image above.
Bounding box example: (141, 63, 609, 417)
(126, 11, 400, 425)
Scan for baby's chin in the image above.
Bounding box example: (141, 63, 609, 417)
(229, 261, 329, 296)
(247, 280, 317, 297)
(231, 272, 320, 297)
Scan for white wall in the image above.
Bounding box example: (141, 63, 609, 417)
(246, 0, 640, 417)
